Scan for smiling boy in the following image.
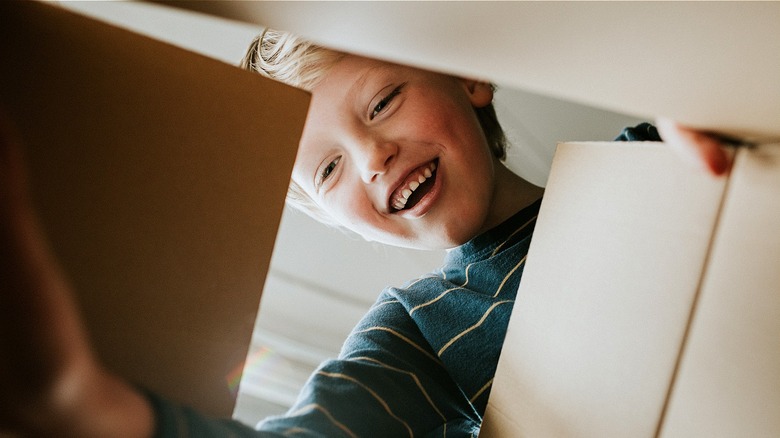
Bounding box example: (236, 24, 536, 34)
(291, 53, 543, 250)
(0, 29, 729, 437)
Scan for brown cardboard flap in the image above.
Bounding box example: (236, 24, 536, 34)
(661, 144, 780, 437)
(481, 142, 728, 436)
(0, 2, 309, 417)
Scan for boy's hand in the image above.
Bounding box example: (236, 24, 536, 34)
(0, 112, 153, 437)
(656, 117, 733, 176)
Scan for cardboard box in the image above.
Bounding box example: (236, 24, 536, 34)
(170, 2, 779, 432)
(0, 2, 309, 417)
(480, 141, 780, 437)
(3, 1, 778, 432)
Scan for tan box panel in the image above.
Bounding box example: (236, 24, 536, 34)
(0, 2, 309, 417)
(661, 144, 780, 437)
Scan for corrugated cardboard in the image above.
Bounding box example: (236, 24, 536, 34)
(0, 2, 309, 417)
(480, 142, 780, 437)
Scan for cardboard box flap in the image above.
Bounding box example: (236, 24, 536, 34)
(165, 1, 780, 142)
(480, 142, 728, 436)
(661, 143, 780, 437)
(0, 1, 309, 417)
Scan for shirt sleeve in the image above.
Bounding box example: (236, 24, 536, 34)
(257, 293, 482, 437)
(140, 387, 281, 438)
(142, 293, 481, 437)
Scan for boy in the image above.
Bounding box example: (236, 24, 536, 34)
(0, 30, 729, 437)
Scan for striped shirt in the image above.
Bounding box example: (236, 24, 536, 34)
(146, 199, 540, 437)
(145, 124, 658, 437)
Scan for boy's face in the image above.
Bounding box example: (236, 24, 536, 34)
(292, 55, 502, 250)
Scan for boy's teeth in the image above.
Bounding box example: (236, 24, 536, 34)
(391, 161, 438, 211)
(393, 195, 409, 209)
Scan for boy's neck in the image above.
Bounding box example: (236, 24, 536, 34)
(482, 163, 544, 234)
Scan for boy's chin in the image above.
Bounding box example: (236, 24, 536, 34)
(370, 229, 475, 252)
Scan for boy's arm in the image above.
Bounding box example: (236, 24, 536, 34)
(0, 115, 154, 437)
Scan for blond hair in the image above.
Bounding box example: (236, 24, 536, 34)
(241, 29, 507, 226)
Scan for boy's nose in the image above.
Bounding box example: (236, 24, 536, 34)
(356, 140, 397, 183)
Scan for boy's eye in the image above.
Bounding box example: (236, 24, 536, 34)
(317, 156, 341, 187)
(370, 83, 406, 120)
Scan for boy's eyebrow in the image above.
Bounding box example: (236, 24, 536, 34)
(348, 64, 393, 103)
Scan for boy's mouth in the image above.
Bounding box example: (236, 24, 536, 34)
(389, 160, 438, 212)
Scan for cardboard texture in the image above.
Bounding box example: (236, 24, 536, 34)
(167, 1, 780, 143)
(480, 142, 780, 437)
(0, 2, 309, 417)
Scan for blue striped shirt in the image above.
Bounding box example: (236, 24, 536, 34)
(147, 198, 540, 437)
(146, 124, 658, 437)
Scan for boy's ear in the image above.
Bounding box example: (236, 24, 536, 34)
(461, 79, 493, 108)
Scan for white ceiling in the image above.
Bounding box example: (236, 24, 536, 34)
(56, 0, 643, 426)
